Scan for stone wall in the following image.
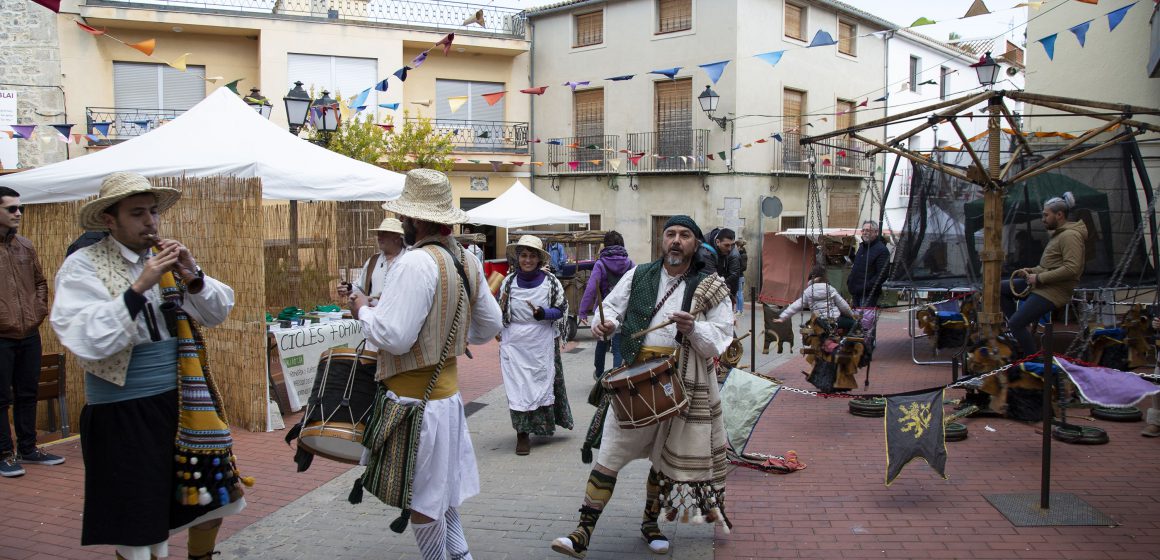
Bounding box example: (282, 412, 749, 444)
(0, 0, 66, 169)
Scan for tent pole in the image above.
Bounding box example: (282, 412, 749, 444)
(289, 200, 301, 304)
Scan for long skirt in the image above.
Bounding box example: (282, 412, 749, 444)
(510, 348, 574, 436)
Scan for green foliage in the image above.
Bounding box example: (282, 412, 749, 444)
(326, 113, 389, 164)
(381, 110, 456, 174)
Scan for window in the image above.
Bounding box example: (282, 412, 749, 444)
(939, 66, 951, 100)
(655, 79, 692, 168)
(113, 62, 206, 110)
(574, 88, 604, 171)
(574, 10, 603, 47)
(287, 53, 377, 106)
(780, 215, 805, 231)
(828, 188, 860, 228)
(835, 99, 855, 132)
(657, 0, 692, 33)
(1004, 40, 1023, 65)
(651, 215, 673, 261)
(909, 56, 921, 92)
(784, 2, 805, 41)
(837, 19, 857, 56)
(782, 88, 805, 132)
(435, 79, 506, 149)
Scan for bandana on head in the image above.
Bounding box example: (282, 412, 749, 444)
(663, 215, 703, 241)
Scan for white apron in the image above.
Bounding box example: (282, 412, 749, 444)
(499, 280, 558, 412)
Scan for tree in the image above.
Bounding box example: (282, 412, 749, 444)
(325, 112, 389, 164)
(380, 110, 455, 173)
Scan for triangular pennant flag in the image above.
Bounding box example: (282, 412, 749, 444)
(606, 74, 635, 81)
(75, 21, 105, 35)
(821, 156, 832, 166)
(629, 154, 643, 165)
(870, 30, 890, 39)
(732, 143, 742, 150)
(394, 66, 412, 82)
(411, 51, 429, 68)
(807, 30, 837, 47)
(698, 60, 730, 84)
(772, 133, 782, 142)
(546, 139, 562, 145)
(717, 151, 727, 160)
(435, 33, 455, 55)
(463, 9, 485, 27)
(71, 133, 84, 144)
(755, 138, 768, 143)
(490, 161, 502, 172)
(963, 0, 990, 18)
(379, 102, 399, 110)
(85, 134, 100, 143)
(919, 79, 937, 86)
(564, 81, 590, 91)
(589, 159, 602, 165)
(873, 94, 889, 102)
(820, 117, 829, 122)
(10, 125, 36, 139)
(837, 150, 847, 157)
(477, 131, 490, 139)
(583, 144, 600, 150)
(520, 86, 548, 95)
(511, 161, 525, 166)
(374, 79, 390, 92)
(532, 162, 544, 167)
(648, 67, 681, 79)
(532, 138, 542, 143)
(411, 99, 432, 107)
(1106, 2, 1135, 31)
(51, 124, 73, 140)
(90, 122, 110, 137)
(1038, 33, 1058, 61)
(447, 96, 468, 113)
(1069, 20, 1091, 47)
(349, 88, 371, 110)
(1075, 0, 1098, 4)
(566, 143, 580, 149)
(166, 53, 191, 71)
(127, 119, 151, 128)
(743, 143, 752, 148)
(31, 0, 61, 12)
(220, 79, 241, 95)
(706, 153, 715, 160)
(885, 390, 947, 485)
(608, 159, 621, 171)
(568, 161, 579, 170)
(376, 124, 395, 132)
(910, 17, 937, 27)
(551, 162, 564, 168)
(203, 76, 223, 84)
(1014, 1, 1043, 7)
(754, 50, 785, 67)
(481, 91, 506, 106)
(467, 159, 481, 164)
(857, 99, 869, 107)
(128, 39, 156, 56)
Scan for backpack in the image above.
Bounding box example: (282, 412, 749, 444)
(599, 261, 625, 297)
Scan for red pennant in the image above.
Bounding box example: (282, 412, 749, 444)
(567, 161, 579, 170)
(511, 161, 525, 166)
(32, 0, 61, 12)
(857, 99, 868, 107)
(520, 86, 548, 95)
(755, 138, 768, 144)
(376, 124, 394, 132)
(629, 155, 643, 165)
(481, 91, 506, 106)
(706, 154, 715, 160)
(837, 150, 847, 157)
(76, 21, 106, 35)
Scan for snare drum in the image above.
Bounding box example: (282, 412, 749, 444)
(298, 347, 378, 464)
(601, 356, 685, 429)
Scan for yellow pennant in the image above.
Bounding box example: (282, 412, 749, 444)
(167, 53, 192, 71)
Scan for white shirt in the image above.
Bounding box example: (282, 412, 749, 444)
(360, 249, 404, 301)
(360, 238, 503, 355)
(596, 265, 733, 359)
(780, 282, 853, 321)
(51, 237, 235, 362)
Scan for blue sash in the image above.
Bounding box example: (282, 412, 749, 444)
(85, 339, 178, 405)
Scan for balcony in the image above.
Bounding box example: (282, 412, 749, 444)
(86, 107, 186, 144)
(419, 119, 529, 154)
(625, 129, 708, 173)
(84, 0, 527, 38)
(546, 135, 619, 175)
(777, 131, 876, 175)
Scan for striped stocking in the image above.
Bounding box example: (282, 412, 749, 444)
(566, 469, 617, 552)
(444, 507, 472, 560)
(411, 518, 448, 560)
(641, 469, 668, 545)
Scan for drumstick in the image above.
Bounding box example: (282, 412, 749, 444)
(595, 290, 607, 341)
(629, 302, 708, 340)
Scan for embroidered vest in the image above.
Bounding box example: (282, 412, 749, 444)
(375, 237, 481, 380)
(619, 260, 706, 365)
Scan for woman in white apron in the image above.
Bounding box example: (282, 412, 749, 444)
(498, 236, 574, 455)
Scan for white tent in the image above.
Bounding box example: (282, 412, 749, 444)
(465, 180, 589, 228)
(2, 87, 405, 203)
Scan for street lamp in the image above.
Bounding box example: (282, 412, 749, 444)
(314, 89, 340, 145)
(244, 87, 273, 119)
(972, 52, 1001, 89)
(697, 85, 729, 130)
(283, 81, 312, 136)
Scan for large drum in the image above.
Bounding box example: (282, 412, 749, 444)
(297, 346, 378, 464)
(601, 356, 685, 429)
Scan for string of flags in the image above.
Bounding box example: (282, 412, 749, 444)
(1035, 2, 1138, 60)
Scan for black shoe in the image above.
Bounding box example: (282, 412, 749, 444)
(0, 453, 25, 477)
(19, 449, 65, 466)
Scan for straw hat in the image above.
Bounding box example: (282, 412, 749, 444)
(381, 169, 469, 225)
(506, 235, 550, 264)
(369, 217, 404, 234)
(77, 172, 181, 231)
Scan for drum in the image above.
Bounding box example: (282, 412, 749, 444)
(297, 347, 378, 464)
(601, 356, 685, 429)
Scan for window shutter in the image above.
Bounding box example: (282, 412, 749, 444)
(161, 65, 206, 111)
(784, 3, 803, 41)
(654, 79, 691, 131)
(657, 0, 691, 33)
(838, 20, 856, 56)
(287, 53, 339, 96)
(470, 81, 505, 122)
(783, 88, 804, 131)
(331, 55, 377, 107)
(909, 56, 920, 92)
(113, 62, 160, 109)
(828, 189, 861, 228)
(836, 100, 855, 131)
(574, 10, 603, 47)
(435, 79, 471, 121)
(573, 88, 604, 138)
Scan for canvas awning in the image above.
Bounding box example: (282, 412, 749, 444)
(465, 180, 589, 228)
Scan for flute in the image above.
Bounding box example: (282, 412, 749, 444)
(146, 234, 204, 294)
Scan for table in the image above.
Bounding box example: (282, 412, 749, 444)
(267, 319, 366, 412)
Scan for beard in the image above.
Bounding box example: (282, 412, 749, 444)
(665, 243, 687, 266)
(402, 219, 418, 245)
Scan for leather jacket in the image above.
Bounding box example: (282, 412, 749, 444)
(0, 231, 49, 339)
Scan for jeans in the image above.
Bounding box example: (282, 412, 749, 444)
(594, 333, 624, 378)
(1000, 278, 1056, 357)
(0, 333, 42, 456)
(735, 278, 745, 313)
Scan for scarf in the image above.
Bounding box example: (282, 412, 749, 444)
(598, 245, 629, 260)
(160, 269, 253, 507)
(499, 270, 569, 340)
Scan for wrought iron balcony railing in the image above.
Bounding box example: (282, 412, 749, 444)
(779, 131, 876, 175)
(417, 118, 529, 153)
(86, 0, 527, 38)
(546, 135, 619, 174)
(86, 107, 186, 144)
(625, 129, 708, 173)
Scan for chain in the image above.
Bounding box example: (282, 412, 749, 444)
(774, 355, 1027, 399)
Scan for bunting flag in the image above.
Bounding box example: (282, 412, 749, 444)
(717, 151, 727, 160)
(463, 9, 485, 27)
(520, 86, 548, 95)
(1106, 2, 1135, 31)
(51, 124, 73, 140)
(608, 159, 621, 172)
(435, 33, 455, 55)
(411, 99, 432, 107)
(606, 74, 635, 81)
(648, 67, 681, 79)
(31, 0, 61, 12)
(1069, 20, 1091, 46)
(127, 119, 151, 128)
(10, 125, 37, 139)
(873, 93, 889, 102)
(166, 53, 191, 71)
(85, 134, 100, 143)
(910, 17, 937, 27)
(447, 96, 468, 113)
(71, 133, 84, 144)
(379, 103, 400, 110)
(564, 81, 590, 91)
(918, 79, 937, 86)
(706, 154, 715, 160)
(1038, 33, 1058, 60)
(1075, 0, 1098, 4)
(755, 138, 767, 143)
(376, 124, 394, 132)
(203, 76, 223, 84)
(411, 51, 429, 68)
(754, 50, 785, 67)
(963, 0, 990, 18)
(772, 133, 782, 142)
(807, 30, 837, 47)
(481, 91, 506, 106)
(348, 88, 371, 110)
(698, 60, 730, 84)
(393, 66, 412, 82)
(885, 389, 947, 485)
(223, 79, 242, 95)
(76, 21, 105, 35)
(374, 79, 390, 92)
(546, 139, 562, 145)
(629, 154, 643, 165)
(90, 122, 111, 137)
(477, 131, 490, 138)
(128, 38, 156, 56)
(568, 161, 579, 171)
(1014, 1, 1043, 7)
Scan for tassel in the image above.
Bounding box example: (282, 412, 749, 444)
(680, 509, 690, 523)
(348, 477, 364, 505)
(284, 422, 302, 446)
(240, 476, 255, 487)
(198, 487, 212, 506)
(581, 445, 593, 464)
(389, 509, 411, 534)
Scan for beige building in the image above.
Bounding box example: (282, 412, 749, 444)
(525, 0, 894, 273)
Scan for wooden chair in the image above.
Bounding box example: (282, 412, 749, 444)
(37, 353, 69, 438)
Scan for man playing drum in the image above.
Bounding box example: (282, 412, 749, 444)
(350, 169, 503, 560)
(551, 215, 734, 558)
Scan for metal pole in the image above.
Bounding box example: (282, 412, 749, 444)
(751, 284, 758, 372)
(1040, 322, 1055, 510)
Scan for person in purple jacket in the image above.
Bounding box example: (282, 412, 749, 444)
(579, 231, 634, 381)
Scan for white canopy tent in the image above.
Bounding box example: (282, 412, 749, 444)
(465, 180, 589, 228)
(2, 87, 405, 203)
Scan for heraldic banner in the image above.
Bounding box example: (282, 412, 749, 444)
(885, 389, 948, 485)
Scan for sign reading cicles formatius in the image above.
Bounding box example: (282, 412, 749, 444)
(272, 319, 367, 411)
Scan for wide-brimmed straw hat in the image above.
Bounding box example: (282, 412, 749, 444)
(77, 172, 181, 231)
(369, 217, 404, 234)
(506, 235, 550, 264)
(381, 169, 469, 225)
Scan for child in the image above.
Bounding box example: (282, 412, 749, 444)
(775, 265, 858, 332)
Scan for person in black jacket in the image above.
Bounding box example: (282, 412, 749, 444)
(847, 221, 890, 353)
(713, 229, 741, 305)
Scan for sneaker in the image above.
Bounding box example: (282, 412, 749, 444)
(1142, 425, 1160, 438)
(0, 453, 25, 477)
(19, 449, 65, 466)
(550, 537, 586, 559)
